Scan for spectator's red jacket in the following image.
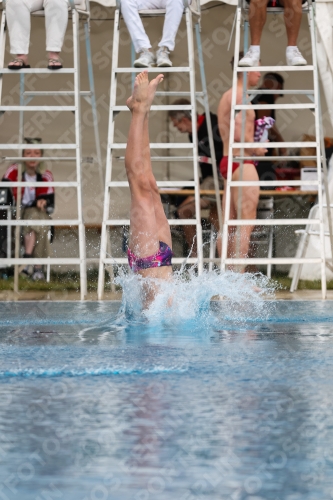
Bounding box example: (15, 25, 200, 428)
(2, 164, 55, 209)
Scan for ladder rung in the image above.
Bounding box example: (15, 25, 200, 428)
(235, 103, 315, 110)
(23, 91, 92, 97)
(237, 65, 314, 72)
(0, 106, 75, 111)
(296, 230, 332, 236)
(113, 67, 190, 73)
(153, 156, 195, 161)
(112, 104, 192, 112)
(105, 219, 197, 226)
(0, 68, 75, 74)
(234, 156, 317, 161)
(1, 157, 77, 161)
(247, 89, 314, 95)
(107, 180, 196, 187)
(224, 257, 322, 264)
(155, 91, 204, 97)
(166, 257, 198, 264)
(0, 144, 77, 150)
(0, 220, 80, 226)
(0, 258, 82, 265)
(138, 9, 166, 14)
(115, 156, 194, 162)
(229, 180, 319, 187)
(102, 258, 130, 265)
(0, 182, 78, 188)
(110, 143, 193, 149)
(232, 142, 317, 148)
(241, 4, 310, 12)
(226, 219, 321, 226)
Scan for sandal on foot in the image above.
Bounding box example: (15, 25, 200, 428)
(8, 58, 31, 70)
(47, 58, 63, 70)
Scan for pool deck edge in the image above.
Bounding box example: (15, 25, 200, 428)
(0, 290, 333, 301)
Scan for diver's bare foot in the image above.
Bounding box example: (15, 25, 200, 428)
(147, 73, 164, 108)
(126, 71, 149, 112)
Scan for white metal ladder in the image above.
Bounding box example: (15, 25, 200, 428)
(0, 0, 100, 300)
(221, 0, 333, 299)
(97, 0, 223, 299)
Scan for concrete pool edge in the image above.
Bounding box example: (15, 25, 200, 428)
(1, 290, 333, 301)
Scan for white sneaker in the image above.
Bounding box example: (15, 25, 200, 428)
(32, 270, 45, 281)
(239, 47, 260, 67)
(286, 46, 307, 66)
(156, 46, 172, 67)
(134, 49, 155, 68)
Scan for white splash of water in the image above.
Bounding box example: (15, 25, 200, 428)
(113, 266, 277, 328)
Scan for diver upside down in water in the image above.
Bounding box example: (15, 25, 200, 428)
(125, 71, 174, 304)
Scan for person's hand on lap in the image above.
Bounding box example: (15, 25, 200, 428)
(37, 199, 47, 211)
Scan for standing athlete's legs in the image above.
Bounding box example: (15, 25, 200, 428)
(125, 71, 167, 257)
(219, 163, 259, 270)
(230, 164, 259, 267)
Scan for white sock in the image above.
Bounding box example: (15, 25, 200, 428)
(249, 45, 260, 53)
(286, 45, 297, 52)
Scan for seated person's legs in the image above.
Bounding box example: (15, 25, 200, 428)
(239, 0, 306, 67)
(177, 176, 215, 258)
(156, 0, 184, 67)
(121, 0, 156, 68)
(280, 0, 305, 65)
(22, 206, 51, 280)
(7, 0, 68, 69)
(121, 0, 185, 68)
(177, 196, 197, 256)
(44, 0, 69, 69)
(6, 0, 35, 68)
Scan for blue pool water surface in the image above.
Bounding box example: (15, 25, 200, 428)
(0, 299, 333, 500)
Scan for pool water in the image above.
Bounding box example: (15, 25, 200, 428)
(0, 300, 333, 500)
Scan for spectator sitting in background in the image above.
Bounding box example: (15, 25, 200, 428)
(2, 139, 55, 281)
(169, 100, 223, 258)
(6, 0, 81, 70)
(121, 0, 186, 68)
(239, 0, 307, 67)
(252, 72, 287, 187)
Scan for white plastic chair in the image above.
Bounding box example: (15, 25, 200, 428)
(290, 204, 333, 291)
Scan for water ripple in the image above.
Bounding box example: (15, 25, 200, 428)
(0, 364, 188, 378)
